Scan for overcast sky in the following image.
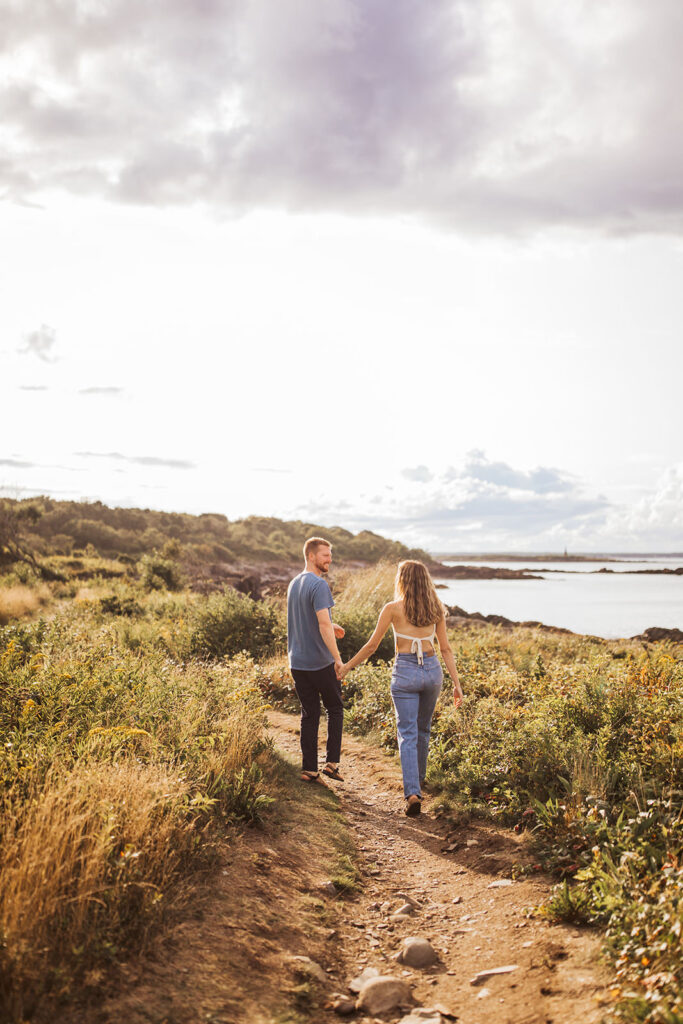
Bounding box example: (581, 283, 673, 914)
(1, 0, 682, 552)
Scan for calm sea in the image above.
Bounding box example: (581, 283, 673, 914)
(434, 558, 683, 639)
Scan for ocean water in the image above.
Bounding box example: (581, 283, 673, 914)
(434, 558, 683, 639)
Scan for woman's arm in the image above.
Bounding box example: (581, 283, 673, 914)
(341, 603, 394, 675)
(436, 616, 464, 706)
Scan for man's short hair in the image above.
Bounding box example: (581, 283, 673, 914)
(304, 536, 332, 560)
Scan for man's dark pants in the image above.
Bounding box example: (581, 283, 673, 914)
(291, 663, 344, 772)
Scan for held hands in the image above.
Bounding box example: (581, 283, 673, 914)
(335, 660, 351, 681)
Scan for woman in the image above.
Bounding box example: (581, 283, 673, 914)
(340, 560, 463, 816)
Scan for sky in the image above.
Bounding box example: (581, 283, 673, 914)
(1, 0, 682, 553)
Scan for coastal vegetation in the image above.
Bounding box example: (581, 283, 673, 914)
(0, 515, 680, 1023)
(0, 496, 428, 569)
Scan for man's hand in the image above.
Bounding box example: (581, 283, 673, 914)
(453, 684, 464, 708)
(334, 659, 344, 680)
(332, 623, 345, 639)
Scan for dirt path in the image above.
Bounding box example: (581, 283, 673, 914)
(269, 709, 611, 1024)
(67, 712, 612, 1024)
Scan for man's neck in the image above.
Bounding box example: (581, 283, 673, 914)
(305, 562, 323, 577)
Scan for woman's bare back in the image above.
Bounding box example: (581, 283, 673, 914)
(389, 599, 440, 656)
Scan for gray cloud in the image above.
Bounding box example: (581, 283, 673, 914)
(78, 386, 124, 395)
(18, 324, 57, 361)
(294, 452, 610, 549)
(0, 458, 36, 468)
(19, 385, 49, 391)
(75, 451, 195, 469)
(460, 450, 575, 494)
(1, 0, 682, 234)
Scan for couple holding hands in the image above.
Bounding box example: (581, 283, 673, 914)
(287, 537, 464, 816)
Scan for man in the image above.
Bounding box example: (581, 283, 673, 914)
(287, 536, 345, 784)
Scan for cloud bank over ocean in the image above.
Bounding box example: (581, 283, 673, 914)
(2, 0, 682, 235)
(291, 452, 683, 552)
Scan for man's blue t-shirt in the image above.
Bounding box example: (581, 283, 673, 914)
(287, 571, 335, 671)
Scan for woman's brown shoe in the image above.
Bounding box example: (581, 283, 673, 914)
(405, 795, 422, 816)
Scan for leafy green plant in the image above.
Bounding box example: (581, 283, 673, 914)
(138, 552, 184, 591)
(185, 588, 285, 660)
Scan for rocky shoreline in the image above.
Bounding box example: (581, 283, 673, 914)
(444, 604, 683, 643)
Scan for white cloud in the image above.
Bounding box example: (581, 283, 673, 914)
(604, 462, 683, 547)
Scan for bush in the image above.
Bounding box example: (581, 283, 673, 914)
(334, 607, 394, 662)
(185, 588, 285, 660)
(138, 552, 184, 591)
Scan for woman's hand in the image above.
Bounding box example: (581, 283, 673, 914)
(453, 684, 464, 708)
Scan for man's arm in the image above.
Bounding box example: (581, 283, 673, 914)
(316, 608, 343, 676)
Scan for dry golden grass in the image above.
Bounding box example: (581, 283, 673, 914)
(0, 686, 271, 1021)
(0, 761, 195, 1017)
(0, 584, 50, 624)
(333, 561, 396, 616)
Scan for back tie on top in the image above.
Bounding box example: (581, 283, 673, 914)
(392, 623, 437, 665)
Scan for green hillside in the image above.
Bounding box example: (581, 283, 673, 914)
(0, 497, 429, 567)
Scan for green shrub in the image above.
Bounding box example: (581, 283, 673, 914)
(138, 552, 184, 591)
(334, 607, 394, 662)
(185, 588, 285, 660)
(99, 594, 143, 617)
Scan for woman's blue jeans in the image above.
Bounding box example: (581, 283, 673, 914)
(391, 652, 443, 799)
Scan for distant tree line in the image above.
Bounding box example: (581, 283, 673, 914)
(0, 498, 429, 566)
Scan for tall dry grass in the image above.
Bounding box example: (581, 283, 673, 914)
(0, 762, 194, 1017)
(0, 584, 50, 624)
(333, 561, 396, 616)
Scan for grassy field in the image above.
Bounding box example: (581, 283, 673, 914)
(0, 555, 681, 1023)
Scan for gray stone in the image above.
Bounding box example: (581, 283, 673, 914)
(287, 955, 328, 985)
(356, 975, 413, 1014)
(487, 879, 513, 888)
(348, 966, 380, 993)
(397, 937, 439, 968)
(320, 880, 338, 896)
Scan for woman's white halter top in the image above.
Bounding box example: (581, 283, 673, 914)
(392, 623, 437, 664)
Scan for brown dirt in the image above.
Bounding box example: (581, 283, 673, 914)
(64, 711, 612, 1024)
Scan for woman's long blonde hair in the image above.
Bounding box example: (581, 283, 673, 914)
(394, 560, 444, 627)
